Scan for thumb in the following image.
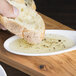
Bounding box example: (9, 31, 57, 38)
(0, 0, 19, 18)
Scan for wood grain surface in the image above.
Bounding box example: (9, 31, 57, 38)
(0, 13, 76, 76)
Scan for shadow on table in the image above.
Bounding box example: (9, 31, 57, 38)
(0, 62, 29, 76)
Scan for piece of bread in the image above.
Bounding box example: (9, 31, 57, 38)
(24, 0, 36, 10)
(0, 1, 45, 44)
(8, 0, 25, 4)
(8, 0, 36, 10)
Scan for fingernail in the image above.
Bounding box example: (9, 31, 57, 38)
(2, 28, 7, 30)
(0, 24, 6, 30)
(13, 7, 19, 17)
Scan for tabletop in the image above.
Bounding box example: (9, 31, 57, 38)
(0, 13, 76, 76)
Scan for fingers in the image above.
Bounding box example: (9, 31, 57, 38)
(0, 0, 19, 30)
(0, 24, 7, 30)
(0, 0, 19, 18)
(3, 6, 19, 18)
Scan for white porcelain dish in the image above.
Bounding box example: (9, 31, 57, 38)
(0, 65, 7, 76)
(4, 30, 76, 56)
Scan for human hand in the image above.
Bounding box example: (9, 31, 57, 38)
(0, 24, 6, 30)
(0, 0, 19, 30)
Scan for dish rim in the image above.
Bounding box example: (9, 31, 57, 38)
(4, 30, 76, 56)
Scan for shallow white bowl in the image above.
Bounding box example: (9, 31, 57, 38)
(4, 30, 76, 56)
(0, 65, 7, 76)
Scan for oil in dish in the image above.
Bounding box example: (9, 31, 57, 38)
(9, 34, 74, 54)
